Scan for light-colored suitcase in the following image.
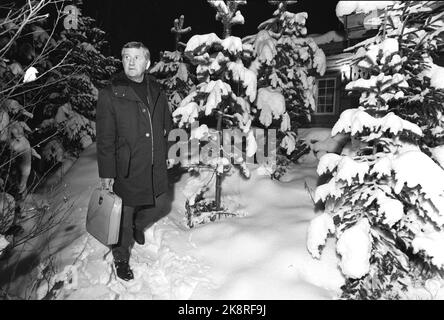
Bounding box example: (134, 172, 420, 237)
(86, 188, 122, 246)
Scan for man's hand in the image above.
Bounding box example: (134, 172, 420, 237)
(100, 178, 114, 190)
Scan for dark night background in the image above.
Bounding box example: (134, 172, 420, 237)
(81, 0, 343, 61)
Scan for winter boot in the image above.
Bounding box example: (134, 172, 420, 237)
(114, 260, 134, 281)
(133, 228, 145, 245)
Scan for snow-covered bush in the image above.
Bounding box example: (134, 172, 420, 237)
(0, 0, 120, 299)
(46, 7, 120, 120)
(0, 1, 69, 198)
(0, 1, 65, 295)
(41, 138, 65, 164)
(37, 3, 119, 160)
(244, 0, 326, 159)
(149, 15, 196, 113)
(0, 0, 118, 194)
(307, 2, 444, 299)
(173, 0, 256, 227)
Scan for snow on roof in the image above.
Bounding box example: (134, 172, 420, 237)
(335, 1, 396, 20)
(325, 52, 354, 70)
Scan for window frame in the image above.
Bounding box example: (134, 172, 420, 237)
(314, 77, 337, 115)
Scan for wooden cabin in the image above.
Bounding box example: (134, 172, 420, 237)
(311, 3, 444, 128)
(310, 8, 381, 128)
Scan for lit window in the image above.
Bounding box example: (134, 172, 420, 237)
(315, 78, 336, 114)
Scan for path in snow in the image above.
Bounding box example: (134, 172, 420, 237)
(183, 164, 344, 299)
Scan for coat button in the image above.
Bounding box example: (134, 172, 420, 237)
(145, 133, 150, 137)
(142, 109, 146, 113)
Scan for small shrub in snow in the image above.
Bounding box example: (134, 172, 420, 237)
(174, 0, 256, 227)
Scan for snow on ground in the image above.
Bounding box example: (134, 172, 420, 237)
(185, 163, 344, 299)
(0, 146, 100, 298)
(4, 136, 345, 300)
(6, 128, 444, 300)
(297, 128, 349, 164)
(55, 145, 344, 299)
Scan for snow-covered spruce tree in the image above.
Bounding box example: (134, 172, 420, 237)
(172, 0, 257, 227)
(307, 2, 444, 299)
(37, 0, 120, 160)
(388, 3, 444, 164)
(149, 15, 196, 113)
(244, 0, 326, 164)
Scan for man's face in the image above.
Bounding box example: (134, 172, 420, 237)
(122, 47, 150, 80)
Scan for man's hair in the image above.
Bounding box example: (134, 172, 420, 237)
(121, 41, 151, 60)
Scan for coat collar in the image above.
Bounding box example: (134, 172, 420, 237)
(111, 72, 161, 110)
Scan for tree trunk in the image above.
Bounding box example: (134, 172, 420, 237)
(215, 108, 223, 211)
(214, 19, 231, 211)
(223, 21, 231, 38)
(174, 33, 180, 51)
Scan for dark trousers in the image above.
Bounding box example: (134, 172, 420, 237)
(112, 192, 168, 261)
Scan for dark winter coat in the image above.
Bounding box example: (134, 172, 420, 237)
(96, 72, 173, 206)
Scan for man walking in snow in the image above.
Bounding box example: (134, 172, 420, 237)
(96, 41, 173, 281)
